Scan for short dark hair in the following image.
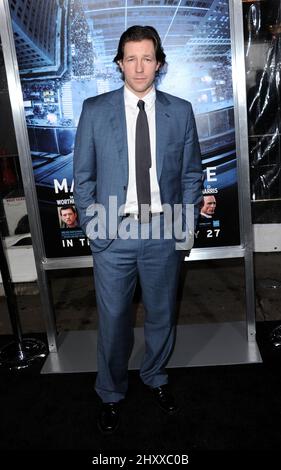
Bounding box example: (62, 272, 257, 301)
(113, 25, 167, 77)
(60, 205, 76, 215)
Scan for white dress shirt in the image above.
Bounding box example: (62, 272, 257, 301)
(123, 85, 162, 214)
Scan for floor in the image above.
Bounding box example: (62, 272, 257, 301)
(1, 253, 281, 456)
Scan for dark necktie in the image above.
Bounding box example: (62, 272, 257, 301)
(135, 100, 151, 223)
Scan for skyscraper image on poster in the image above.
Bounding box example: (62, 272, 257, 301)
(8, 0, 240, 257)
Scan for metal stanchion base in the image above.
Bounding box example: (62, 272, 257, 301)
(0, 338, 47, 370)
(270, 325, 281, 348)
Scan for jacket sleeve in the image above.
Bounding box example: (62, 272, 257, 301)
(181, 103, 203, 231)
(73, 99, 97, 234)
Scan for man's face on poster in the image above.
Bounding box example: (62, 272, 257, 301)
(201, 196, 216, 216)
(60, 208, 77, 228)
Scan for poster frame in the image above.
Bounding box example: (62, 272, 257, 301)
(0, 0, 256, 354)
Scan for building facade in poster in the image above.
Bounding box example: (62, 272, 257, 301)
(8, 0, 240, 257)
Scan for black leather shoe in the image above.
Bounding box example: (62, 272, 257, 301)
(151, 385, 179, 415)
(97, 402, 120, 434)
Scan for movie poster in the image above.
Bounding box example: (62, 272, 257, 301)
(8, 0, 240, 257)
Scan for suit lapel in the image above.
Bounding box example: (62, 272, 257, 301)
(107, 87, 128, 181)
(156, 91, 171, 181)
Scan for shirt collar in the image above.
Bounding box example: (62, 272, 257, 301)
(124, 85, 156, 110)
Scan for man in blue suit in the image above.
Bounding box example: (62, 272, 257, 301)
(74, 25, 203, 434)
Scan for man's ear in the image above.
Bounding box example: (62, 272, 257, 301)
(118, 61, 124, 71)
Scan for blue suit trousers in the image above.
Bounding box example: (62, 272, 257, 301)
(93, 216, 182, 403)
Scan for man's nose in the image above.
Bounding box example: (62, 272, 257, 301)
(136, 60, 144, 72)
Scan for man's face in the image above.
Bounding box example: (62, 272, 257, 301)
(118, 39, 160, 97)
(61, 209, 77, 227)
(201, 196, 216, 216)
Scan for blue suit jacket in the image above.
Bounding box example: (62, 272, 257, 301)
(73, 86, 203, 251)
